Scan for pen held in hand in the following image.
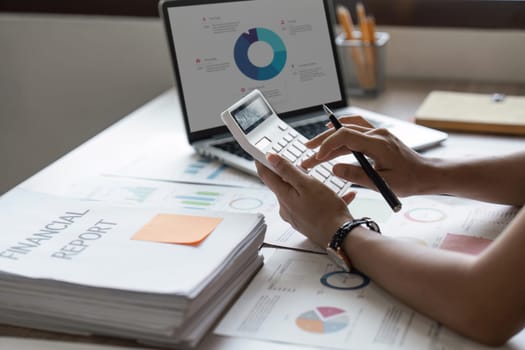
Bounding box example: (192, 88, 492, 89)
(322, 105, 402, 212)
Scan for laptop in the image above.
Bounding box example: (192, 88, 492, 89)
(160, 0, 447, 176)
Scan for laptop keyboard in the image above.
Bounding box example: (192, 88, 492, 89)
(213, 120, 328, 161)
(213, 140, 254, 160)
(294, 120, 328, 138)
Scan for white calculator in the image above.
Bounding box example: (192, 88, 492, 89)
(221, 89, 351, 195)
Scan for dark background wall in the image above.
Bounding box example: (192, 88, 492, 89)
(1, 0, 525, 29)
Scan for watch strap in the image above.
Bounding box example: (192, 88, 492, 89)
(326, 217, 381, 272)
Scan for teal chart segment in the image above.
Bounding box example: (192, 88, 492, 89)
(234, 28, 287, 81)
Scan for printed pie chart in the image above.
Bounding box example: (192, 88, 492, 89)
(296, 306, 349, 334)
(404, 208, 446, 223)
(234, 27, 287, 81)
(229, 197, 263, 210)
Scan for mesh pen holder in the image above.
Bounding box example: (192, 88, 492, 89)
(336, 31, 390, 96)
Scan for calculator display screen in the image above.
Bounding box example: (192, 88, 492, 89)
(231, 96, 272, 134)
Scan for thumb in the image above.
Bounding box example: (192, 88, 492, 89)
(341, 191, 357, 205)
(267, 153, 308, 190)
(333, 163, 373, 189)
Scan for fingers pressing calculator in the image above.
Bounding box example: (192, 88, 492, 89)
(221, 89, 351, 195)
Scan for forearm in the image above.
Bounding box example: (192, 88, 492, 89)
(422, 151, 525, 205)
(345, 228, 484, 341)
(344, 209, 525, 345)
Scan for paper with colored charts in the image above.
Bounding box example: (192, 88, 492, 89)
(51, 175, 322, 253)
(346, 190, 519, 255)
(106, 133, 262, 188)
(215, 249, 507, 350)
(376, 195, 518, 254)
(51, 175, 520, 254)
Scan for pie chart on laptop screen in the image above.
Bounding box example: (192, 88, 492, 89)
(234, 27, 287, 81)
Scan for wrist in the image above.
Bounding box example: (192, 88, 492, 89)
(326, 218, 380, 272)
(417, 157, 451, 195)
(343, 225, 382, 266)
(324, 214, 353, 247)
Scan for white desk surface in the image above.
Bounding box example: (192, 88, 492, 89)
(2, 84, 525, 350)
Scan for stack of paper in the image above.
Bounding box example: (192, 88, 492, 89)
(0, 189, 265, 348)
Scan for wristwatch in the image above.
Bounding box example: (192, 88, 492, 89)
(326, 217, 381, 272)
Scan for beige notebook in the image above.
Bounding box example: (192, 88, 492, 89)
(415, 91, 525, 135)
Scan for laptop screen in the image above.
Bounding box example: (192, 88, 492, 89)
(162, 0, 345, 140)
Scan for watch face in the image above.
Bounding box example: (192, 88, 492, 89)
(326, 247, 351, 272)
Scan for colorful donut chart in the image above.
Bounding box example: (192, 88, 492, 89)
(234, 27, 287, 81)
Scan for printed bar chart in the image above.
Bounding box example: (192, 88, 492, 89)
(175, 191, 220, 210)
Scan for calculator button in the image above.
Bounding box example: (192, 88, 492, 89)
(287, 145, 302, 158)
(296, 137, 307, 145)
(330, 177, 346, 189)
(292, 142, 306, 152)
(278, 123, 288, 131)
(320, 165, 333, 177)
(326, 181, 341, 193)
(283, 150, 298, 162)
(315, 166, 331, 178)
(321, 162, 333, 171)
(272, 144, 283, 152)
(289, 130, 298, 137)
(283, 134, 293, 142)
(313, 169, 328, 180)
(311, 170, 326, 182)
(278, 139, 287, 147)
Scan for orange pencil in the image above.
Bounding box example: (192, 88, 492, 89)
(336, 6, 367, 89)
(366, 15, 377, 87)
(337, 5, 354, 40)
(367, 15, 376, 44)
(356, 3, 376, 89)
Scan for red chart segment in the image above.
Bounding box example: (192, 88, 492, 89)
(296, 307, 349, 334)
(317, 306, 344, 318)
(440, 233, 492, 255)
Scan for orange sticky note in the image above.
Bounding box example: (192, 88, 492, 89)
(132, 214, 223, 245)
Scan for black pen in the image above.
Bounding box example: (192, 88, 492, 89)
(322, 105, 402, 212)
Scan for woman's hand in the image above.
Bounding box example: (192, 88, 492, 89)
(301, 115, 435, 197)
(255, 153, 355, 248)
